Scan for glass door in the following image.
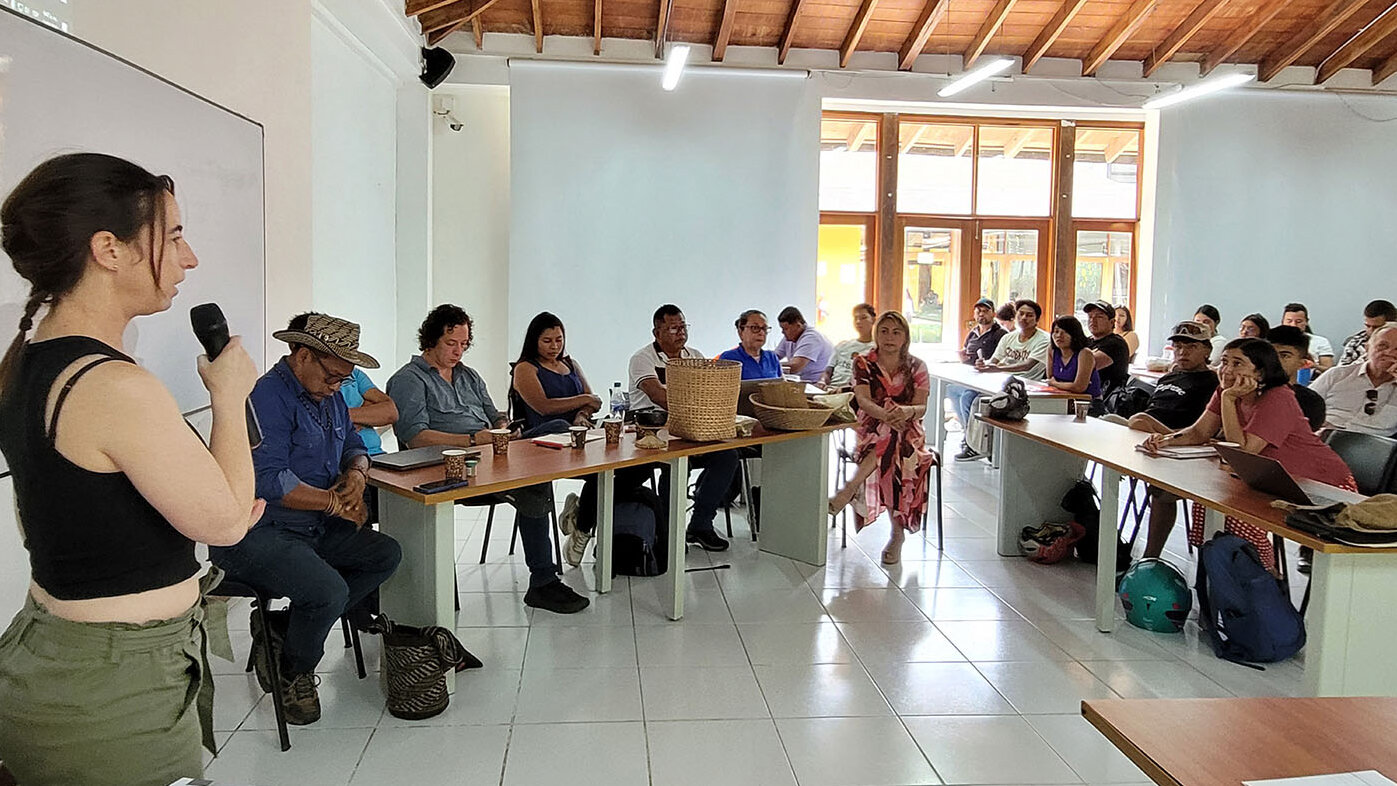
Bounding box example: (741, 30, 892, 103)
(1072, 222, 1135, 325)
(815, 215, 874, 342)
(897, 220, 973, 358)
(977, 220, 1050, 309)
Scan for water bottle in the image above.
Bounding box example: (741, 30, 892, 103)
(609, 382, 627, 418)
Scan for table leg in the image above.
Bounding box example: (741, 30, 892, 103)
(377, 492, 456, 691)
(1095, 468, 1121, 632)
(593, 469, 615, 593)
(990, 427, 1003, 470)
(757, 431, 830, 567)
(996, 432, 1087, 557)
(1202, 508, 1224, 540)
(664, 455, 688, 621)
(1304, 550, 1397, 696)
(932, 377, 947, 457)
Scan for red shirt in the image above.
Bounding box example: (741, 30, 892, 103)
(1206, 386, 1351, 486)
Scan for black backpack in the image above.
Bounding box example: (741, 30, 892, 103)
(1103, 379, 1152, 418)
(1063, 479, 1133, 573)
(579, 476, 668, 577)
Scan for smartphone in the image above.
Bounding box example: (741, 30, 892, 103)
(413, 478, 471, 494)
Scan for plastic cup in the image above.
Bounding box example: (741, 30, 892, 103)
(489, 428, 511, 456)
(1073, 400, 1090, 421)
(464, 457, 478, 478)
(569, 425, 589, 449)
(603, 417, 622, 445)
(442, 449, 468, 480)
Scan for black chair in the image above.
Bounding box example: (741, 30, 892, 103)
(473, 379, 566, 567)
(215, 577, 366, 752)
(1323, 430, 1397, 495)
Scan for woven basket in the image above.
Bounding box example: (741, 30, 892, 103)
(757, 380, 808, 408)
(751, 396, 833, 431)
(665, 358, 742, 441)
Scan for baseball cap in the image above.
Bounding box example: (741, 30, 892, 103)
(1167, 320, 1211, 344)
(1082, 300, 1116, 319)
(973, 297, 995, 311)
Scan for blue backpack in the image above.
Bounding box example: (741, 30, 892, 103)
(1195, 533, 1306, 665)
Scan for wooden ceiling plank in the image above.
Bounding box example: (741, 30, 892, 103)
(532, 0, 544, 52)
(655, 0, 674, 58)
(839, 0, 880, 68)
(407, 0, 460, 17)
(900, 123, 928, 153)
(1141, 0, 1232, 77)
(472, 16, 484, 48)
(847, 122, 873, 152)
(713, 0, 740, 60)
(1003, 129, 1033, 158)
(1315, 1, 1397, 83)
(1082, 0, 1158, 76)
(420, 0, 500, 34)
(897, 0, 951, 70)
(954, 127, 973, 157)
(1022, 0, 1089, 72)
(963, 0, 1019, 69)
(594, 0, 603, 54)
(1375, 49, 1397, 84)
(1257, 0, 1370, 82)
(1103, 131, 1136, 163)
(427, 18, 468, 45)
(1202, 0, 1286, 74)
(778, 0, 807, 64)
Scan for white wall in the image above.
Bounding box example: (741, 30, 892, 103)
(1149, 90, 1397, 349)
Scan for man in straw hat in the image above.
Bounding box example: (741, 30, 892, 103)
(209, 313, 403, 727)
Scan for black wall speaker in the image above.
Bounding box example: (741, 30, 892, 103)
(420, 47, 456, 89)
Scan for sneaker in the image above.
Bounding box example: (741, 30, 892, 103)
(559, 492, 580, 535)
(523, 580, 590, 614)
(954, 444, 984, 462)
(564, 527, 593, 567)
(279, 672, 322, 726)
(686, 529, 730, 552)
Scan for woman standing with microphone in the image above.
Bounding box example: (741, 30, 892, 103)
(0, 154, 262, 785)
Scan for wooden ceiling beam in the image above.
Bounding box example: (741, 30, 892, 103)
(1103, 131, 1136, 163)
(900, 123, 928, 153)
(847, 122, 873, 153)
(655, 0, 674, 59)
(1202, 0, 1285, 74)
(427, 19, 466, 45)
(963, 0, 1018, 70)
(1141, 0, 1232, 77)
(1315, 1, 1397, 83)
(1003, 129, 1033, 159)
(472, 16, 484, 48)
(839, 0, 880, 68)
(1082, 0, 1158, 76)
(594, 0, 603, 54)
(420, 0, 501, 34)
(954, 127, 974, 157)
(1257, 0, 1369, 82)
(406, 0, 460, 17)
(713, 0, 740, 60)
(1022, 0, 1088, 73)
(532, 0, 544, 52)
(778, 0, 807, 64)
(1376, 49, 1397, 84)
(897, 0, 951, 71)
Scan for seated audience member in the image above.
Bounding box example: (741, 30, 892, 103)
(1338, 299, 1397, 366)
(1083, 300, 1131, 398)
(627, 304, 737, 551)
(1114, 305, 1140, 361)
(1238, 313, 1270, 340)
(995, 302, 1016, 334)
(1047, 316, 1101, 410)
(822, 303, 876, 389)
(340, 367, 397, 456)
(512, 311, 602, 435)
(387, 305, 588, 614)
(951, 299, 1050, 461)
(1310, 324, 1397, 436)
(1267, 326, 1326, 431)
(719, 309, 782, 380)
(776, 306, 835, 383)
(1281, 302, 1334, 372)
(960, 297, 1007, 366)
(210, 313, 403, 726)
(828, 311, 934, 566)
(1194, 304, 1227, 363)
(1139, 338, 1355, 568)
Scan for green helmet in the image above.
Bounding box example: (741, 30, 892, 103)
(1118, 558, 1191, 633)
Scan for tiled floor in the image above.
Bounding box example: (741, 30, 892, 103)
(205, 453, 1306, 786)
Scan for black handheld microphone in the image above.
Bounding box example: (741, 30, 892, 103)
(190, 303, 263, 448)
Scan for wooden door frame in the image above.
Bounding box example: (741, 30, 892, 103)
(976, 218, 1054, 311)
(1070, 219, 1139, 318)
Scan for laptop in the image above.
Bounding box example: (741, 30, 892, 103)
(1215, 444, 1362, 507)
(737, 380, 766, 416)
(371, 445, 479, 471)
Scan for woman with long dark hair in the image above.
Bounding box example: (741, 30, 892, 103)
(1047, 315, 1101, 402)
(0, 154, 262, 784)
(1239, 313, 1271, 339)
(511, 311, 601, 436)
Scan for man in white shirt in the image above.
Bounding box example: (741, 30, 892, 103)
(953, 299, 1051, 462)
(1281, 302, 1335, 372)
(626, 304, 736, 551)
(1310, 325, 1397, 436)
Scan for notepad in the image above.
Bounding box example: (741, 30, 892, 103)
(1133, 444, 1217, 459)
(530, 431, 604, 449)
(1244, 771, 1397, 786)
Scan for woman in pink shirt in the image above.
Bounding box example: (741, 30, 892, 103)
(1141, 338, 1354, 569)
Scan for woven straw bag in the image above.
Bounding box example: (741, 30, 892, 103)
(665, 358, 741, 441)
(382, 620, 470, 720)
(757, 380, 808, 409)
(751, 396, 833, 431)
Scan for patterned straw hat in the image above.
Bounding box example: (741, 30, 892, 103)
(272, 313, 380, 369)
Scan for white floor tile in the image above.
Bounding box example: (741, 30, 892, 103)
(502, 722, 649, 786)
(865, 662, 1016, 715)
(904, 715, 1081, 785)
(212, 674, 266, 731)
(907, 587, 1023, 621)
(974, 661, 1119, 715)
(938, 538, 1014, 562)
(636, 622, 750, 667)
(378, 668, 521, 726)
(640, 665, 770, 720)
(1030, 618, 1174, 661)
(350, 724, 509, 784)
(647, 719, 797, 786)
(836, 620, 966, 664)
(820, 587, 930, 622)
(776, 717, 941, 786)
(531, 578, 635, 626)
(883, 559, 985, 589)
(240, 671, 386, 730)
(1079, 660, 1232, 699)
(205, 728, 373, 786)
(455, 562, 532, 593)
(514, 666, 642, 723)
(521, 625, 637, 671)
(455, 626, 530, 671)
(935, 620, 1073, 662)
(738, 622, 856, 665)
(1023, 714, 1147, 784)
(725, 587, 831, 624)
(632, 586, 733, 625)
(805, 553, 899, 589)
(754, 663, 893, 718)
(454, 592, 532, 627)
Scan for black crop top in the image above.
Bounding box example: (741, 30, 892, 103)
(0, 336, 198, 600)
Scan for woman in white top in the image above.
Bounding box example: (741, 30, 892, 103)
(1114, 305, 1140, 361)
(821, 303, 876, 390)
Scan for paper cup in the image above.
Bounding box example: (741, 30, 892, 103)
(442, 449, 468, 481)
(569, 425, 589, 449)
(489, 428, 511, 456)
(1073, 400, 1090, 421)
(603, 417, 622, 445)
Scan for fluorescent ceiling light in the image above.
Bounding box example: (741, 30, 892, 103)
(1142, 72, 1254, 110)
(938, 58, 1014, 98)
(661, 45, 690, 91)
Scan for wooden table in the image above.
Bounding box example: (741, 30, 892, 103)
(1083, 697, 1397, 786)
(925, 361, 1087, 458)
(986, 413, 1397, 697)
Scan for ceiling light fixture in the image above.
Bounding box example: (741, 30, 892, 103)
(661, 44, 691, 91)
(1142, 72, 1254, 110)
(937, 57, 1014, 98)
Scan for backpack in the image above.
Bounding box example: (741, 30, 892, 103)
(1063, 479, 1133, 573)
(1103, 379, 1152, 418)
(985, 377, 1030, 421)
(612, 493, 668, 577)
(1195, 532, 1306, 665)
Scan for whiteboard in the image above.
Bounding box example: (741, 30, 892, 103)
(0, 8, 266, 419)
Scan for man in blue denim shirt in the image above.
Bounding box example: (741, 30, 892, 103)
(210, 313, 402, 726)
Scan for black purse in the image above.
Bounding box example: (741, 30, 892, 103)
(985, 377, 1030, 421)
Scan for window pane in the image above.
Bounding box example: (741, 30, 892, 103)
(897, 122, 973, 215)
(815, 224, 869, 342)
(819, 118, 878, 212)
(981, 229, 1039, 306)
(903, 226, 962, 353)
(1074, 230, 1132, 322)
(1072, 128, 1140, 219)
(975, 126, 1053, 216)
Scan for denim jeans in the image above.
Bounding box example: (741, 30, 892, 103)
(947, 384, 981, 444)
(616, 449, 738, 536)
(502, 484, 562, 589)
(209, 519, 402, 675)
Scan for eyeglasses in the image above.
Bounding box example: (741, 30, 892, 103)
(744, 325, 770, 333)
(1366, 388, 1379, 416)
(664, 323, 691, 335)
(312, 352, 352, 387)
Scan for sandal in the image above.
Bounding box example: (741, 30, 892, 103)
(881, 538, 904, 565)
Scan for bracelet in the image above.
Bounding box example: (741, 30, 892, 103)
(350, 466, 368, 478)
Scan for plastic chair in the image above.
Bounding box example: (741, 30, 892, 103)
(1323, 430, 1397, 496)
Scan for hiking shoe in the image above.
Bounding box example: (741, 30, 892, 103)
(564, 527, 593, 567)
(280, 672, 322, 726)
(686, 529, 730, 552)
(954, 445, 984, 462)
(559, 492, 580, 535)
(524, 580, 590, 614)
